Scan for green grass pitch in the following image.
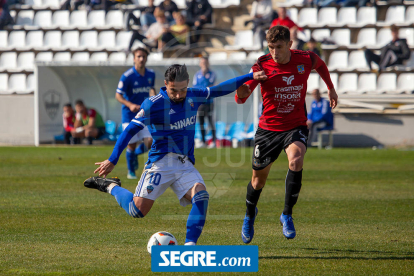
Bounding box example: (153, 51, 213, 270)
(0, 146, 413, 275)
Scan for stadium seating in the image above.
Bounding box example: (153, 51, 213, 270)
(33, 10, 52, 28)
(36, 52, 53, 62)
(53, 52, 71, 62)
(72, 52, 90, 62)
(311, 29, 330, 42)
(8, 74, 26, 93)
(225, 30, 261, 51)
(108, 52, 126, 63)
(106, 10, 124, 29)
(315, 7, 337, 27)
(69, 10, 88, 29)
(0, 31, 7, 49)
(26, 30, 43, 49)
(396, 73, 414, 94)
(357, 73, 377, 94)
(228, 52, 247, 60)
(98, 31, 116, 50)
(327, 51, 348, 70)
(8, 31, 26, 49)
(376, 28, 392, 48)
(307, 73, 319, 92)
(209, 52, 227, 61)
(376, 73, 397, 94)
(377, 5, 405, 26)
(52, 11, 70, 28)
(334, 7, 356, 27)
(61, 31, 79, 50)
(44, 31, 62, 49)
(90, 52, 108, 62)
(298, 8, 317, 27)
(349, 7, 376, 27)
(0, 52, 17, 71)
(0, 74, 8, 93)
(337, 73, 358, 94)
(404, 6, 414, 26)
(15, 10, 34, 27)
(349, 28, 376, 49)
(348, 50, 370, 71)
(17, 52, 35, 70)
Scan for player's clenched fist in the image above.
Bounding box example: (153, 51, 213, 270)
(253, 71, 267, 81)
(328, 88, 338, 109)
(94, 160, 115, 178)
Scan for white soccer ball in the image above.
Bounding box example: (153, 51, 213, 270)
(147, 231, 178, 254)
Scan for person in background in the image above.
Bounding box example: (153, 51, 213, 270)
(290, 27, 305, 50)
(245, 0, 273, 48)
(269, 7, 302, 31)
(307, 89, 334, 145)
(158, 0, 178, 23)
(193, 56, 217, 148)
(364, 25, 410, 72)
(72, 100, 106, 145)
(304, 37, 321, 57)
(159, 13, 189, 50)
(125, 0, 157, 32)
(62, 103, 77, 145)
(185, 0, 212, 43)
(0, 0, 13, 30)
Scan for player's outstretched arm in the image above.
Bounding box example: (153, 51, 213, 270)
(94, 123, 143, 177)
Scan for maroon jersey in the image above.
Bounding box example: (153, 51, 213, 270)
(236, 50, 333, 132)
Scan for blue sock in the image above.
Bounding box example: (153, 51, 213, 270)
(110, 186, 144, 218)
(126, 148, 135, 173)
(185, 190, 209, 244)
(135, 143, 148, 155)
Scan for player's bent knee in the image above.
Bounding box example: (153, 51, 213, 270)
(289, 158, 303, 171)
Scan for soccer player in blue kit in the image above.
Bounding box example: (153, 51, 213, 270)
(116, 47, 156, 179)
(84, 64, 267, 245)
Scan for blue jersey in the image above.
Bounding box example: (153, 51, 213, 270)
(192, 69, 216, 104)
(308, 98, 333, 126)
(116, 67, 156, 123)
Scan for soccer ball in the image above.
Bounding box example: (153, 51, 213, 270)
(147, 231, 178, 254)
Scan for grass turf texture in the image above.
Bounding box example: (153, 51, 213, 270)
(0, 146, 413, 275)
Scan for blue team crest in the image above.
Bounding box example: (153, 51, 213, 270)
(188, 98, 194, 108)
(297, 64, 305, 74)
(146, 185, 154, 194)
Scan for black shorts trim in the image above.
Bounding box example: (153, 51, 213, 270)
(252, 125, 309, 170)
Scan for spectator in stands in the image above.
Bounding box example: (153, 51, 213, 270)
(159, 13, 189, 50)
(269, 7, 302, 31)
(72, 100, 106, 145)
(304, 37, 321, 57)
(104, 0, 132, 13)
(364, 25, 410, 72)
(244, 0, 273, 33)
(307, 89, 333, 145)
(193, 56, 216, 148)
(185, 0, 213, 43)
(128, 9, 170, 51)
(0, 0, 13, 30)
(290, 27, 305, 51)
(158, 0, 179, 23)
(62, 103, 78, 145)
(125, 0, 157, 32)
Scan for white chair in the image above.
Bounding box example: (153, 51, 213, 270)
(43, 31, 61, 49)
(8, 74, 26, 92)
(88, 10, 106, 28)
(25, 74, 35, 93)
(0, 74, 8, 93)
(312, 29, 330, 42)
(26, 31, 44, 49)
(378, 6, 405, 26)
(0, 31, 7, 49)
(98, 31, 116, 49)
(319, 73, 337, 92)
(404, 6, 414, 25)
(348, 50, 369, 71)
(316, 7, 337, 27)
(42, 0, 60, 9)
(36, 52, 53, 62)
(79, 31, 98, 50)
(52, 10, 70, 28)
(106, 10, 124, 28)
(399, 28, 414, 47)
(405, 52, 414, 68)
(225, 30, 261, 50)
(70, 10, 88, 28)
(357, 73, 376, 93)
(376, 28, 392, 48)
(334, 7, 356, 27)
(351, 7, 376, 27)
(298, 8, 317, 27)
(147, 52, 163, 61)
(307, 73, 319, 92)
(108, 52, 126, 63)
(116, 31, 133, 50)
(208, 52, 227, 61)
(17, 52, 35, 71)
(90, 52, 108, 61)
(16, 10, 34, 27)
(396, 73, 414, 94)
(0, 52, 17, 71)
(8, 31, 26, 49)
(337, 73, 357, 94)
(72, 52, 90, 62)
(328, 51, 348, 70)
(297, 29, 311, 42)
(54, 52, 71, 62)
(228, 52, 247, 60)
(247, 51, 265, 60)
(331, 29, 350, 46)
(61, 31, 80, 49)
(33, 11, 53, 28)
(126, 53, 133, 64)
(349, 28, 376, 49)
(375, 73, 396, 94)
(288, 8, 298, 23)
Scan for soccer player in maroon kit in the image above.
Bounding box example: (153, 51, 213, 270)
(236, 25, 338, 243)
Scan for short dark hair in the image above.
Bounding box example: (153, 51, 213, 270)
(266, 25, 290, 44)
(165, 64, 189, 83)
(132, 47, 149, 57)
(390, 25, 399, 33)
(64, 103, 72, 108)
(75, 100, 84, 106)
(309, 37, 317, 43)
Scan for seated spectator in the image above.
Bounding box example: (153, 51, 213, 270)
(160, 13, 189, 50)
(364, 25, 410, 72)
(71, 100, 106, 145)
(185, 0, 212, 43)
(0, 0, 13, 30)
(126, 0, 156, 32)
(244, 0, 273, 33)
(128, 9, 170, 51)
(158, 0, 178, 23)
(269, 7, 302, 31)
(62, 103, 78, 145)
(60, 0, 100, 11)
(307, 89, 333, 145)
(304, 37, 321, 57)
(290, 27, 305, 50)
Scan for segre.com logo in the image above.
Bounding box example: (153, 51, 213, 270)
(151, 246, 258, 272)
